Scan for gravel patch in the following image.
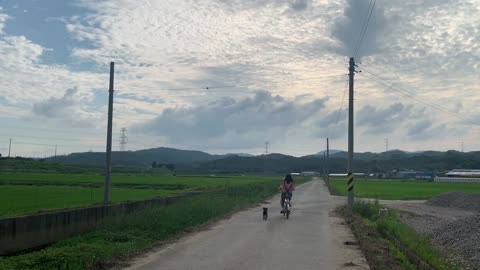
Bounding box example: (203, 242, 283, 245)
(426, 192, 480, 212)
(387, 193, 480, 270)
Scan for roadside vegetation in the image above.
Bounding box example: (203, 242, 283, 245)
(342, 201, 464, 270)
(0, 177, 311, 270)
(330, 179, 480, 200)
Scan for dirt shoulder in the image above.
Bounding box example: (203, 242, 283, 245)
(336, 207, 409, 270)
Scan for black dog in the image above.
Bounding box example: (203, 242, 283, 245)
(262, 207, 268, 220)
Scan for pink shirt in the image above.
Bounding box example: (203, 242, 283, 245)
(280, 181, 295, 193)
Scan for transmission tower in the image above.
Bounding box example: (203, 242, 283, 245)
(119, 128, 128, 151)
(385, 138, 389, 152)
(265, 141, 270, 155)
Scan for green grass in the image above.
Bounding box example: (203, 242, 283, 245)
(0, 174, 299, 216)
(330, 179, 480, 200)
(0, 172, 278, 187)
(354, 200, 463, 270)
(0, 179, 309, 270)
(0, 185, 180, 217)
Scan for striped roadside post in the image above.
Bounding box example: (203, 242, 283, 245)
(347, 172, 354, 215)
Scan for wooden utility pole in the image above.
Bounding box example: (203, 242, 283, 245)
(8, 138, 11, 157)
(104, 62, 114, 204)
(323, 152, 326, 181)
(326, 138, 330, 185)
(347, 57, 355, 214)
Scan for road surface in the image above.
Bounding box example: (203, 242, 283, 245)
(124, 179, 369, 270)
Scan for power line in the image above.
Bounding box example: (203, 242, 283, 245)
(11, 141, 104, 149)
(353, 0, 373, 57)
(353, 0, 377, 58)
(3, 124, 109, 136)
(121, 74, 345, 93)
(358, 70, 479, 127)
(0, 133, 105, 143)
(358, 66, 474, 122)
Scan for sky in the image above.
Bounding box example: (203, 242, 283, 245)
(0, 0, 479, 157)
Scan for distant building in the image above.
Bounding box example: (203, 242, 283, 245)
(301, 171, 320, 176)
(390, 169, 433, 180)
(446, 169, 480, 178)
(435, 169, 480, 183)
(328, 173, 366, 178)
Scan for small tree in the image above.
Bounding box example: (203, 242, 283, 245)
(152, 161, 157, 168)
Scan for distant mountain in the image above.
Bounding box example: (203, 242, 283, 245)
(49, 147, 222, 167)
(225, 153, 255, 157)
(314, 150, 344, 156)
(328, 150, 443, 160)
(191, 150, 480, 174)
(47, 147, 480, 174)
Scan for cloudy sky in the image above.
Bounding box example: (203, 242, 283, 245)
(0, 0, 479, 157)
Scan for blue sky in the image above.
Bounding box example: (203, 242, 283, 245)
(0, 0, 479, 157)
(1, 1, 89, 66)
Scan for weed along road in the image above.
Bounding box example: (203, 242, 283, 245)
(125, 179, 369, 270)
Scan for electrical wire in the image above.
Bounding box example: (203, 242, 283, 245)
(353, 0, 377, 58)
(11, 141, 104, 149)
(116, 74, 345, 93)
(0, 134, 105, 143)
(357, 70, 479, 127)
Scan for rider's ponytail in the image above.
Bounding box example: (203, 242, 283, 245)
(285, 174, 293, 184)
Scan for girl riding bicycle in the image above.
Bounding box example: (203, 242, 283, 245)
(280, 174, 295, 213)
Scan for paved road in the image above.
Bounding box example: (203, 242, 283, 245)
(124, 180, 369, 270)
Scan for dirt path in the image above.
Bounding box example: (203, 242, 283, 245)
(123, 180, 370, 270)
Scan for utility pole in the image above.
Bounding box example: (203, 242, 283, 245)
(119, 128, 128, 152)
(461, 141, 464, 152)
(54, 145, 57, 159)
(347, 57, 355, 215)
(265, 141, 270, 155)
(326, 137, 330, 185)
(104, 62, 114, 204)
(323, 152, 326, 181)
(385, 138, 389, 152)
(8, 138, 11, 157)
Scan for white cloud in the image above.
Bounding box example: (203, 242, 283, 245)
(2, 0, 480, 156)
(134, 91, 329, 148)
(0, 7, 9, 34)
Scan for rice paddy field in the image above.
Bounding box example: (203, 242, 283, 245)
(329, 178, 480, 200)
(0, 172, 286, 217)
(0, 172, 278, 186)
(0, 185, 180, 217)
